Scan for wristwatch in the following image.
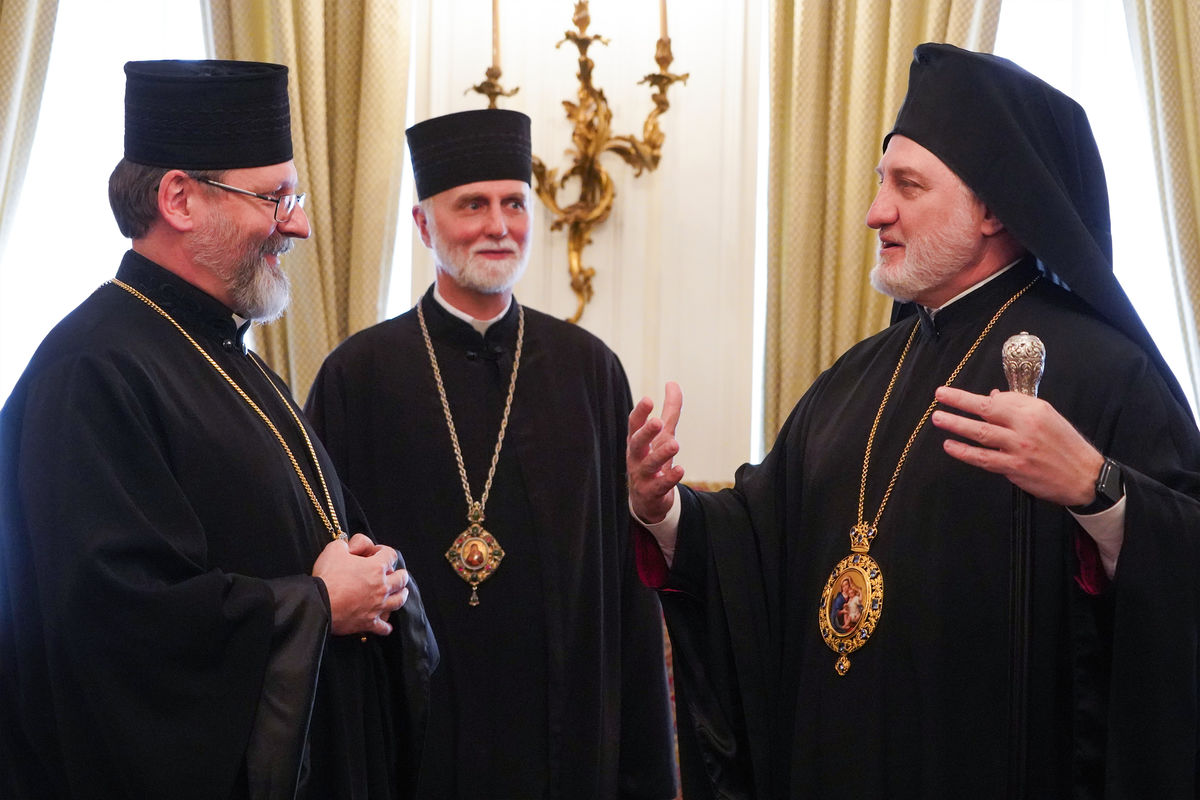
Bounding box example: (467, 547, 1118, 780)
(1069, 457, 1124, 515)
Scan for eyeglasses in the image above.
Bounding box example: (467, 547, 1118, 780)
(198, 178, 307, 222)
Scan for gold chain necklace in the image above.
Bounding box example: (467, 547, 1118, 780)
(417, 300, 524, 606)
(109, 278, 346, 541)
(818, 276, 1038, 675)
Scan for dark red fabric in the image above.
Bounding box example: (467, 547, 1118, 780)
(633, 524, 671, 590)
(1073, 530, 1110, 596)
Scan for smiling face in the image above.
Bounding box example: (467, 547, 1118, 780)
(190, 161, 310, 322)
(865, 135, 1008, 309)
(415, 179, 532, 316)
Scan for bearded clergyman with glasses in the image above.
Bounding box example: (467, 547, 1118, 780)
(0, 60, 436, 799)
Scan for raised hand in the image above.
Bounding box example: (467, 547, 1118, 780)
(627, 381, 685, 524)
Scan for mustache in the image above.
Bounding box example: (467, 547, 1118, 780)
(263, 235, 293, 258)
(470, 241, 518, 257)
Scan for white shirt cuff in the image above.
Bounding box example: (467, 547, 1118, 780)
(630, 489, 681, 567)
(1069, 495, 1125, 579)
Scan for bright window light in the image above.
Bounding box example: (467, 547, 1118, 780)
(0, 0, 206, 401)
(995, 0, 1196, 413)
(384, 42, 419, 320)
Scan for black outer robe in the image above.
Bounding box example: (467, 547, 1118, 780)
(0, 251, 437, 800)
(655, 261, 1200, 798)
(305, 288, 678, 800)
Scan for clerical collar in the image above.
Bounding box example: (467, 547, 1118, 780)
(432, 284, 512, 335)
(117, 250, 249, 352)
(912, 258, 1039, 342)
(923, 260, 1019, 319)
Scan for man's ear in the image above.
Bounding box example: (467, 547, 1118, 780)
(413, 204, 433, 248)
(980, 204, 1007, 237)
(158, 170, 201, 232)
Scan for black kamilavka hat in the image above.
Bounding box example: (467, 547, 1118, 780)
(886, 43, 1186, 409)
(406, 109, 531, 200)
(124, 60, 292, 170)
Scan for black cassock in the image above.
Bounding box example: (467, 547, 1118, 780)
(0, 251, 436, 800)
(652, 260, 1200, 798)
(306, 289, 678, 800)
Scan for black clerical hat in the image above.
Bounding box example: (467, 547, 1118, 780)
(406, 109, 531, 200)
(886, 43, 1112, 286)
(124, 60, 293, 170)
(885, 43, 1186, 410)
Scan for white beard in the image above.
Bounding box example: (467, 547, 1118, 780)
(870, 196, 981, 304)
(426, 217, 529, 295)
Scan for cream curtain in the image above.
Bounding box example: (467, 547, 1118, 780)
(206, 0, 411, 395)
(0, 0, 58, 257)
(764, 0, 1001, 436)
(1123, 0, 1200, 406)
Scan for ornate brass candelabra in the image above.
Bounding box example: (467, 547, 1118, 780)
(470, 1, 687, 323)
(469, 65, 518, 108)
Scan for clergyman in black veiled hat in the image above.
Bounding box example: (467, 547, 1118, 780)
(304, 107, 679, 799)
(0, 59, 436, 799)
(627, 42, 1200, 798)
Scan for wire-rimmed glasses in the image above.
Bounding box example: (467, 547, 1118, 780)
(198, 178, 307, 222)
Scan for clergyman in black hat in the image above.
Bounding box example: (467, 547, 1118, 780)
(0, 59, 436, 799)
(628, 42, 1200, 797)
(305, 108, 679, 799)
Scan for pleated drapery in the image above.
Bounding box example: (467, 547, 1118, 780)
(0, 0, 59, 257)
(1124, 0, 1200, 409)
(206, 0, 411, 395)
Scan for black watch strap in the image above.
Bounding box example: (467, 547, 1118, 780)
(1069, 457, 1124, 515)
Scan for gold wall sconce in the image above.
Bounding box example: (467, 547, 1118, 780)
(470, 0, 687, 323)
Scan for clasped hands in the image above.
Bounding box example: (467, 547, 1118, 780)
(312, 533, 409, 637)
(625, 381, 1104, 520)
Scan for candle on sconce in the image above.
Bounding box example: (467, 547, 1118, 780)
(492, 0, 501, 70)
(659, 0, 668, 40)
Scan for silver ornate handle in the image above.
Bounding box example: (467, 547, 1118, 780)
(1002, 332, 1045, 397)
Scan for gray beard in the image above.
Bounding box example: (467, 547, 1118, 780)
(225, 237, 291, 323)
(193, 214, 292, 322)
